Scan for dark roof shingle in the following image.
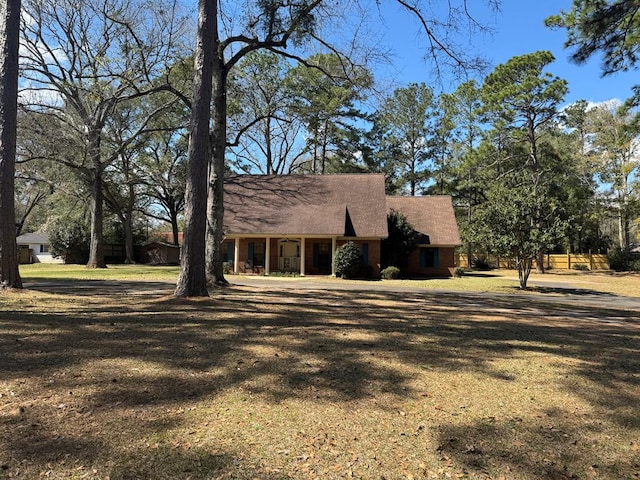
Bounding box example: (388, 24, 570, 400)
(16, 232, 49, 245)
(386, 196, 461, 246)
(224, 174, 389, 238)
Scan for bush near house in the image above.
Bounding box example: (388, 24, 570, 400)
(381, 266, 401, 279)
(334, 242, 363, 279)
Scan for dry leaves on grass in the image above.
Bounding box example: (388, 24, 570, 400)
(1, 281, 639, 479)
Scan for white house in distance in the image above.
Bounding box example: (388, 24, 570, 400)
(16, 232, 62, 264)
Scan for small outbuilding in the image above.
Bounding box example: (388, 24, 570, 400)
(137, 242, 181, 265)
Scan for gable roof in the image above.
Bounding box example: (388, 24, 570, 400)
(224, 174, 389, 238)
(386, 196, 461, 246)
(16, 232, 49, 245)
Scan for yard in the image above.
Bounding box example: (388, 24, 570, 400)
(1, 266, 639, 479)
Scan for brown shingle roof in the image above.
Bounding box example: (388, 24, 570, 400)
(386, 196, 461, 246)
(224, 174, 389, 238)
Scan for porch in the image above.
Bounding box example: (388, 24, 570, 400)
(222, 237, 381, 277)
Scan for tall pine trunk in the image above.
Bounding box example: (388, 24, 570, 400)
(0, 0, 22, 288)
(174, 0, 214, 297)
(206, 64, 228, 286)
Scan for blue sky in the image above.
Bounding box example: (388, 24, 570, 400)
(379, 2, 638, 105)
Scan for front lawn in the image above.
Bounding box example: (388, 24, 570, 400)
(18, 263, 640, 297)
(1, 277, 638, 479)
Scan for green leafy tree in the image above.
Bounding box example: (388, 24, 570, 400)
(469, 183, 567, 289)
(138, 131, 188, 246)
(480, 51, 569, 273)
(543, 112, 606, 254)
(447, 80, 485, 265)
(0, 0, 21, 287)
(426, 91, 457, 195)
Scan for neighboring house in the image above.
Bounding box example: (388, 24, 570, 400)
(222, 174, 461, 277)
(386, 196, 462, 277)
(16, 232, 63, 264)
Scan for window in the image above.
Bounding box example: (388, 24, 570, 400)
(361, 243, 369, 266)
(419, 248, 439, 268)
(39, 244, 49, 253)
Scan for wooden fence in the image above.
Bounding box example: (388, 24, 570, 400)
(457, 252, 609, 271)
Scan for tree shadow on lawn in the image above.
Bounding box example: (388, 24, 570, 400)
(1, 283, 639, 477)
(3, 417, 290, 480)
(434, 408, 639, 479)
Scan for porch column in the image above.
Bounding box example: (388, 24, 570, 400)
(265, 237, 271, 274)
(331, 237, 337, 276)
(300, 237, 306, 276)
(233, 237, 240, 274)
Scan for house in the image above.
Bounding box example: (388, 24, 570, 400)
(223, 174, 388, 276)
(386, 196, 462, 277)
(222, 174, 461, 277)
(16, 232, 63, 264)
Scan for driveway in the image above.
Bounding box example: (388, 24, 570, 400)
(23, 274, 640, 322)
(229, 276, 640, 315)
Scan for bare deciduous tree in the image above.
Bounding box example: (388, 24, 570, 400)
(20, 0, 190, 268)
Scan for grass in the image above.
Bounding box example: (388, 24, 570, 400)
(18, 263, 640, 297)
(19, 263, 180, 281)
(1, 267, 639, 479)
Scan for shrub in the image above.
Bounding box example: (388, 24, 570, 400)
(573, 263, 589, 271)
(47, 218, 90, 264)
(381, 266, 400, 280)
(607, 248, 640, 272)
(454, 267, 466, 277)
(334, 242, 363, 279)
(473, 257, 494, 270)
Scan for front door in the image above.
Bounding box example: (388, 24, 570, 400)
(278, 240, 300, 272)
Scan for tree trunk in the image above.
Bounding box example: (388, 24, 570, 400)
(618, 194, 629, 250)
(174, 0, 214, 297)
(123, 212, 135, 264)
(170, 206, 180, 245)
(0, 0, 22, 288)
(86, 129, 106, 268)
(517, 256, 533, 289)
(536, 249, 545, 274)
(206, 62, 229, 286)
